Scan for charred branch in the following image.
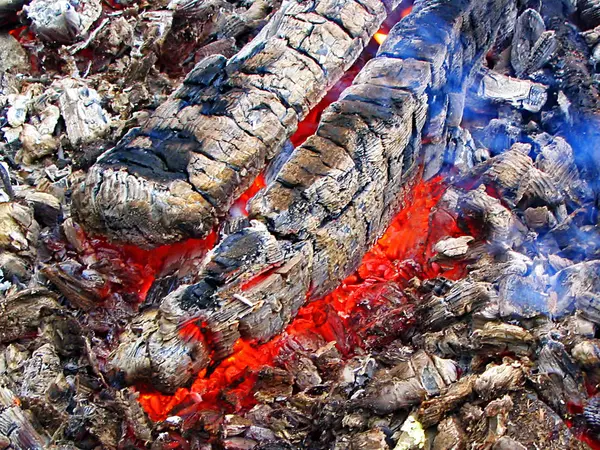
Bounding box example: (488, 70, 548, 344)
(108, 0, 516, 393)
(73, 0, 400, 247)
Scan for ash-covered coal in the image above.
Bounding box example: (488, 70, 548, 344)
(4, 0, 600, 448)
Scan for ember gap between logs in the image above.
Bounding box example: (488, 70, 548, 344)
(3, 0, 600, 448)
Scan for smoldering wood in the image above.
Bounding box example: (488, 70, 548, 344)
(433, 236, 474, 259)
(418, 375, 475, 428)
(471, 322, 534, 356)
(416, 278, 493, 331)
(572, 339, 600, 369)
(0, 202, 39, 259)
(0, 311, 155, 448)
(73, 0, 398, 248)
(0, 35, 30, 76)
(510, 9, 546, 77)
(0, 201, 40, 285)
(56, 79, 111, 148)
(431, 416, 467, 450)
(494, 273, 553, 319)
(471, 390, 588, 449)
(553, 260, 600, 324)
(511, 8, 560, 78)
(457, 185, 526, 247)
(466, 143, 565, 210)
(473, 361, 525, 401)
(529, 339, 587, 416)
(42, 260, 108, 311)
(108, 0, 516, 393)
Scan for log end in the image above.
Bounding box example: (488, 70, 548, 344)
(72, 163, 215, 247)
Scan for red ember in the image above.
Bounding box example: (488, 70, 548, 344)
(86, 230, 218, 302)
(137, 173, 465, 422)
(134, 9, 476, 423)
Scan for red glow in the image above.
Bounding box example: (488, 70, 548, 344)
(291, 4, 413, 148)
(291, 63, 365, 147)
(240, 264, 280, 291)
(9, 25, 38, 45)
(85, 230, 217, 302)
(373, 32, 388, 45)
(229, 174, 266, 216)
(566, 403, 600, 450)
(139, 338, 283, 423)
(138, 175, 465, 422)
(567, 419, 600, 450)
(77, 176, 268, 304)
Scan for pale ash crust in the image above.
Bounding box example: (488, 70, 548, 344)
(108, 0, 516, 393)
(73, 0, 397, 248)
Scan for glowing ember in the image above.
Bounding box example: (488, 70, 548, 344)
(79, 174, 267, 304)
(84, 230, 217, 302)
(229, 174, 267, 217)
(137, 174, 465, 422)
(373, 32, 387, 45)
(290, 47, 377, 148)
(289, 6, 413, 147)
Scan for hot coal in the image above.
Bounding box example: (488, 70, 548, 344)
(4, 0, 600, 448)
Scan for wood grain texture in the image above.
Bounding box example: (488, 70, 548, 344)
(109, 0, 516, 393)
(73, 0, 398, 247)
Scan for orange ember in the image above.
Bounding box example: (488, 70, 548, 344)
(290, 3, 412, 147)
(229, 174, 267, 217)
(138, 175, 466, 422)
(291, 56, 371, 148)
(81, 174, 268, 303)
(373, 32, 388, 45)
(139, 338, 283, 423)
(85, 230, 217, 302)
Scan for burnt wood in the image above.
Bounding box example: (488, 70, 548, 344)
(109, 0, 517, 393)
(73, 0, 400, 247)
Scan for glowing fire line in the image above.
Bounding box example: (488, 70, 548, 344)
(137, 174, 466, 421)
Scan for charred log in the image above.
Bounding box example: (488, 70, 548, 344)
(73, 0, 399, 247)
(108, 0, 516, 393)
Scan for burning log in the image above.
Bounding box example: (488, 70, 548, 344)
(109, 0, 515, 393)
(72, 0, 399, 247)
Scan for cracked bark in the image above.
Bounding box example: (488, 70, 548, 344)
(109, 0, 516, 393)
(72, 0, 398, 248)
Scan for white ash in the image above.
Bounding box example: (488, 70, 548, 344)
(55, 78, 111, 147)
(24, 0, 102, 44)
